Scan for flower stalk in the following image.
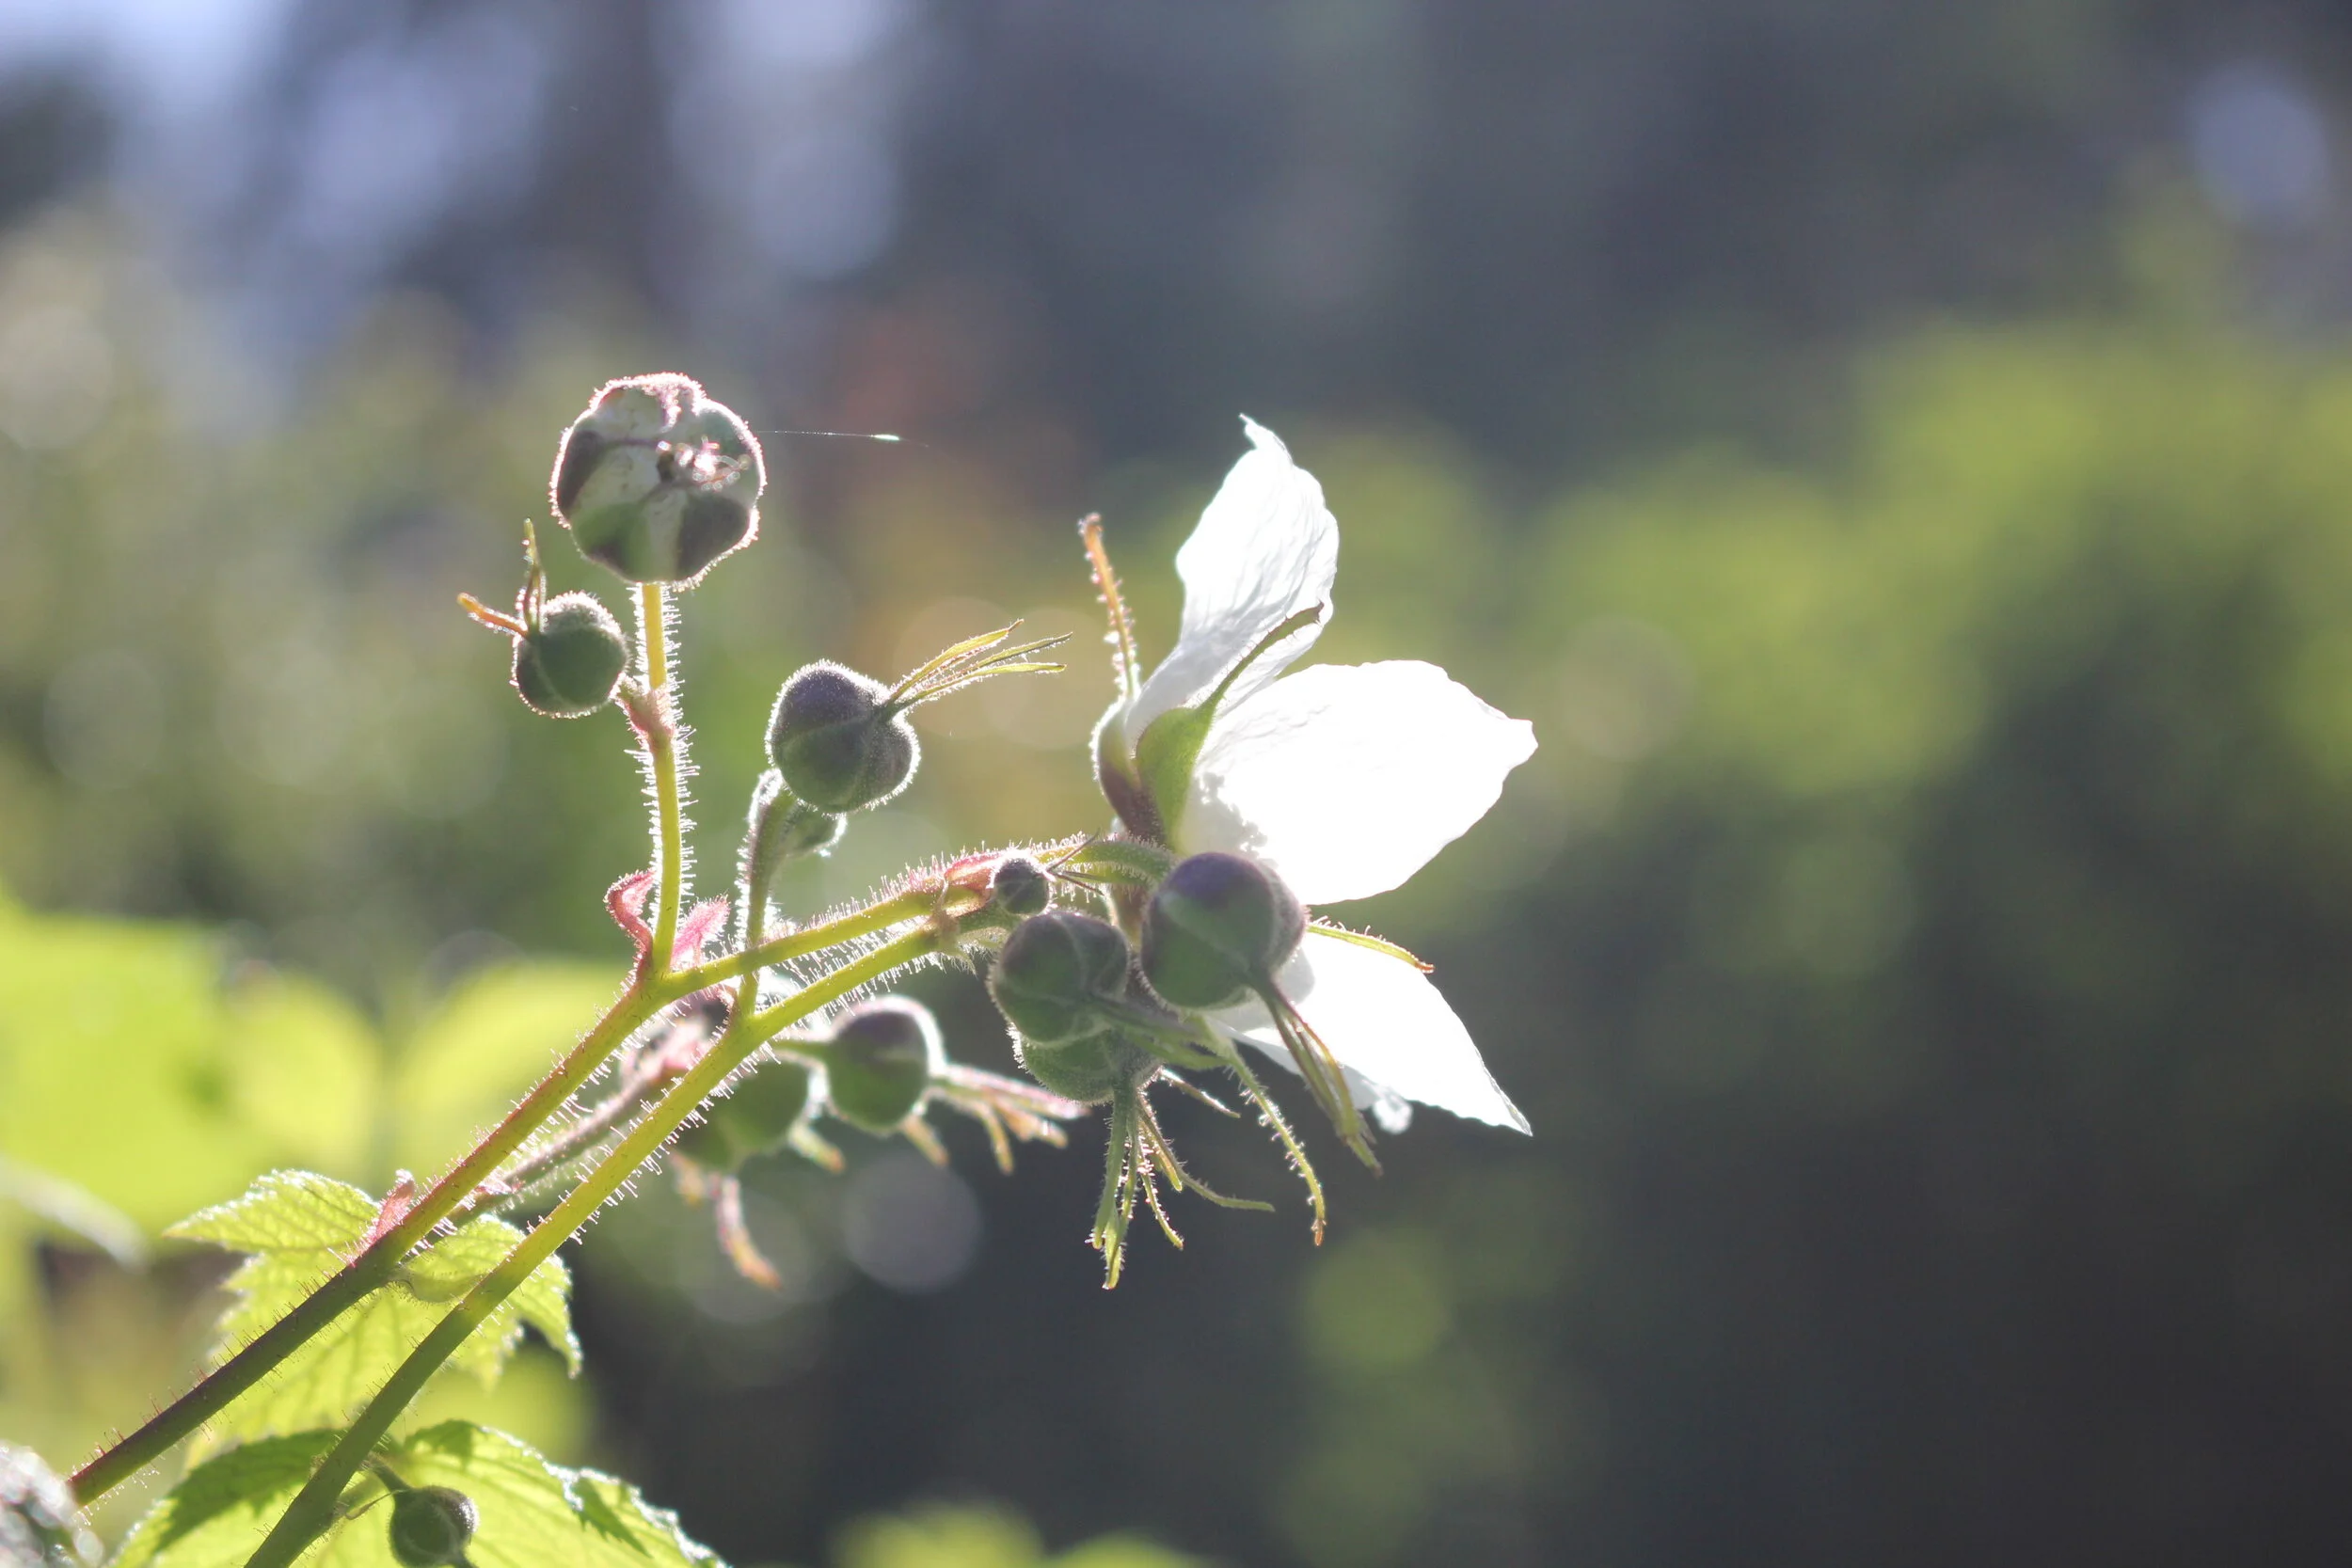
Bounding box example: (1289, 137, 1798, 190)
(69, 576, 960, 1505)
(241, 923, 960, 1568)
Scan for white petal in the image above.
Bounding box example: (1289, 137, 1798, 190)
(1217, 932, 1530, 1132)
(1123, 418, 1338, 744)
(1183, 660, 1537, 904)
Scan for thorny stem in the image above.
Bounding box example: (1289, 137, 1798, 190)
(243, 925, 958, 1568)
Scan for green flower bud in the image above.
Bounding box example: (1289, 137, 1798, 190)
(388, 1486, 477, 1568)
(988, 911, 1133, 1046)
(765, 662, 917, 813)
(1140, 851, 1305, 1011)
(1013, 1027, 1161, 1106)
(512, 592, 628, 718)
(990, 855, 1052, 917)
(821, 997, 941, 1132)
(675, 1058, 813, 1174)
(550, 373, 766, 585)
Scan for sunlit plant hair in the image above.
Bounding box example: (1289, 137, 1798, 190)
(19, 390, 1535, 1568)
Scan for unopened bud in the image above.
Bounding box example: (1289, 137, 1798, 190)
(550, 373, 765, 584)
(675, 1058, 812, 1174)
(1013, 1027, 1161, 1106)
(513, 592, 628, 718)
(1140, 851, 1304, 1011)
(990, 855, 1051, 917)
(989, 911, 1133, 1046)
(822, 997, 941, 1132)
(765, 663, 917, 813)
(388, 1487, 477, 1568)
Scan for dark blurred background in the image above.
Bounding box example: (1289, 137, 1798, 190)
(9, 0, 2352, 1563)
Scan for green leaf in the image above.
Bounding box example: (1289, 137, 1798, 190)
(0, 908, 376, 1232)
(0, 1441, 99, 1567)
(167, 1173, 577, 1453)
(106, 1433, 339, 1567)
(114, 1422, 723, 1568)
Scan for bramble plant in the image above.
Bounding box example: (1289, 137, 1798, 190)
(2, 380, 1535, 1567)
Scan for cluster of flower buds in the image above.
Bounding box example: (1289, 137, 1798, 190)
(990, 910, 1167, 1104)
(965, 420, 1540, 1281)
(464, 374, 1537, 1291)
(669, 987, 1083, 1288)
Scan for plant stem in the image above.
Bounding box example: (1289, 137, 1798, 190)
(72, 877, 960, 1501)
(670, 887, 943, 994)
(242, 925, 955, 1568)
(72, 984, 666, 1500)
(637, 582, 686, 971)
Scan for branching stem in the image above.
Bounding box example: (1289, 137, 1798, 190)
(241, 924, 957, 1568)
(72, 822, 941, 1497)
(71, 984, 666, 1500)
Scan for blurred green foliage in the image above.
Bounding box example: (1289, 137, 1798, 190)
(12, 186, 2352, 1564)
(0, 883, 607, 1498)
(820, 1504, 1202, 1568)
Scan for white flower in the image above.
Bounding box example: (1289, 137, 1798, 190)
(1098, 418, 1536, 1133)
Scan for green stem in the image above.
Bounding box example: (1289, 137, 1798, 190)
(72, 983, 667, 1501)
(79, 600, 705, 1501)
(669, 887, 949, 995)
(73, 878, 958, 1500)
(242, 926, 954, 1568)
(638, 581, 685, 972)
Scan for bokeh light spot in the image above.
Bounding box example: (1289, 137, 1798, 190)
(842, 1150, 981, 1293)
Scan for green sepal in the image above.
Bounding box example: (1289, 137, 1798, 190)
(1013, 1028, 1161, 1106)
(1062, 838, 1178, 887)
(1132, 703, 1216, 840)
(1126, 603, 1324, 839)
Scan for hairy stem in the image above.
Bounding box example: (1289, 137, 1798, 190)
(672, 886, 944, 995)
(73, 873, 960, 1499)
(638, 581, 686, 971)
(72, 983, 667, 1500)
(242, 925, 956, 1568)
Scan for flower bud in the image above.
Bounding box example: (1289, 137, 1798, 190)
(512, 592, 628, 718)
(821, 997, 941, 1132)
(388, 1486, 477, 1568)
(988, 911, 1133, 1046)
(675, 1059, 812, 1174)
(1013, 1027, 1161, 1106)
(990, 855, 1052, 917)
(1140, 851, 1305, 1011)
(551, 373, 766, 584)
(765, 662, 917, 813)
